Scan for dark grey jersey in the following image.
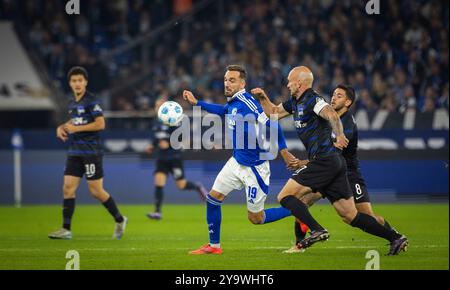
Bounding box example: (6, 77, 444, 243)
(67, 92, 103, 156)
(283, 89, 340, 160)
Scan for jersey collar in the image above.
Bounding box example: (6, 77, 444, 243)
(227, 89, 246, 102)
(73, 91, 88, 103)
(300, 88, 314, 99)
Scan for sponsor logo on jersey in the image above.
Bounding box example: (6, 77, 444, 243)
(294, 121, 308, 129)
(72, 117, 87, 125)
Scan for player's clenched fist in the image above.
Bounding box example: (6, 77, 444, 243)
(183, 90, 198, 106)
(56, 125, 68, 142)
(251, 88, 269, 100)
(333, 135, 349, 150)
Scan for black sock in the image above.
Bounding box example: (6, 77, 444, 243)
(383, 219, 393, 230)
(155, 186, 164, 213)
(280, 196, 324, 232)
(295, 220, 307, 243)
(102, 197, 124, 223)
(351, 213, 401, 242)
(63, 198, 75, 231)
(183, 181, 198, 191)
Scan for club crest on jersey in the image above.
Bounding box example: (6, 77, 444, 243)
(296, 105, 304, 117)
(77, 106, 85, 115)
(227, 108, 238, 129)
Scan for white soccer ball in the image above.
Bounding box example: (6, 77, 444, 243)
(158, 101, 184, 126)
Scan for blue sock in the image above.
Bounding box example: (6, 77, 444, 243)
(262, 207, 292, 224)
(206, 194, 222, 245)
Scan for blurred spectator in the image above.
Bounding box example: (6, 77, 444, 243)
(399, 85, 418, 113)
(380, 93, 399, 113)
(437, 84, 449, 109)
(358, 89, 379, 114)
(420, 87, 439, 113)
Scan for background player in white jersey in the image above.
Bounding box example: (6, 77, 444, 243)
(183, 65, 297, 255)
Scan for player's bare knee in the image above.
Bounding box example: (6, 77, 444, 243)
(63, 190, 76, 199)
(63, 185, 76, 198)
(176, 180, 187, 190)
(376, 215, 385, 225)
(248, 212, 264, 225)
(342, 216, 353, 224)
(337, 209, 357, 224)
(88, 184, 103, 197)
(356, 204, 373, 216)
(277, 192, 291, 203)
(209, 190, 225, 202)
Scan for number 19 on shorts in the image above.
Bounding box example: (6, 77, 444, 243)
(247, 187, 257, 199)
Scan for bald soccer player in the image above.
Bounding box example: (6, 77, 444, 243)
(252, 67, 408, 255)
(285, 85, 402, 253)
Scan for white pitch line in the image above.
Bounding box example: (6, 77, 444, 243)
(254, 245, 447, 250)
(0, 248, 149, 252)
(0, 245, 447, 253)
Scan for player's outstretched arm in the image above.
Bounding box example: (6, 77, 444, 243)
(318, 105, 349, 150)
(251, 88, 290, 120)
(183, 90, 227, 117)
(64, 117, 106, 134)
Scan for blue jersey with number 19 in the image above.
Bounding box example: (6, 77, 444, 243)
(198, 89, 287, 167)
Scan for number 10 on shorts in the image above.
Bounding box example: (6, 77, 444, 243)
(85, 164, 96, 177)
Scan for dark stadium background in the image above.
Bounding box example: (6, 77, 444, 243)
(0, 0, 448, 205)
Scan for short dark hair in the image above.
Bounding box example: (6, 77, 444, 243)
(335, 84, 356, 107)
(68, 66, 88, 81)
(226, 65, 247, 80)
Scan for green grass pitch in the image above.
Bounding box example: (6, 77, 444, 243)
(0, 204, 448, 270)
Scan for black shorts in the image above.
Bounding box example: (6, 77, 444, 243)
(348, 172, 371, 204)
(155, 159, 185, 180)
(64, 155, 104, 180)
(291, 155, 352, 204)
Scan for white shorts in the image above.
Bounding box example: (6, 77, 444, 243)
(212, 157, 270, 213)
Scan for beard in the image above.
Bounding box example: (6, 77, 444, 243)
(225, 89, 236, 97)
(332, 103, 345, 111)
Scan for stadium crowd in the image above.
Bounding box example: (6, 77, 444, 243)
(1, 0, 448, 113)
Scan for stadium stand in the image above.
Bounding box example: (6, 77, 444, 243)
(0, 0, 448, 115)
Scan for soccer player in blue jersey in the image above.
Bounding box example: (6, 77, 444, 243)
(253, 66, 408, 255)
(48, 67, 127, 240)
(183, 65, 297, 255)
